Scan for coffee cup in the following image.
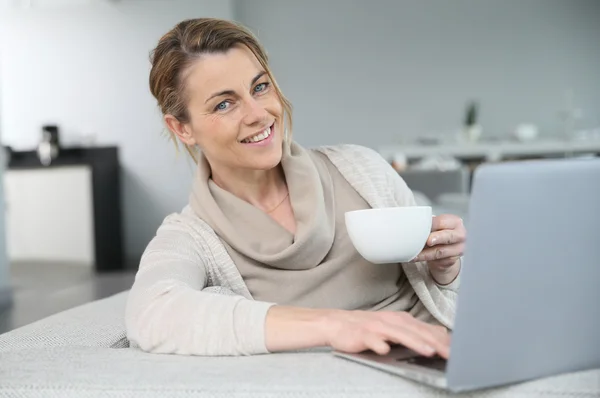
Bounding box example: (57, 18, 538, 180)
(345, 206, 432, 264)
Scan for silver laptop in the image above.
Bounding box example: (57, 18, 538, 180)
(334, 157, 600, 392)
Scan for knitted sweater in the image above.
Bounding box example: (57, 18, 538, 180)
(125, 144, 460, 356)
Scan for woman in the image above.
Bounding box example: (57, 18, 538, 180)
(125, 18, 466, 358)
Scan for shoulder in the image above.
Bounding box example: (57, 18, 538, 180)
(155, 205, 211, 235)
(312, 143, 401, 180)
(312, 143, 388, 167)
(311, 143, 394, 177)
(144, 205, 220, 256)
(310, 143, 414, 207)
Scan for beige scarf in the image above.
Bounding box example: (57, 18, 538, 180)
(189, 142, 336, 270)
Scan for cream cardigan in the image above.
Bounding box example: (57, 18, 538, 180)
(125, 144, 460, 356)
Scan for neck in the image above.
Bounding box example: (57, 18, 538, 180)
(210, 163, 288, 211)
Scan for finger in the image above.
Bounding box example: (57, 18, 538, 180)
(428, 325, 451, 347)
(364, 334, 391, 355)
(427, 256, 461, 269)
(384, 313, 451, 359)
(377, 316, 438, 357)
(431, 214, 462, 232)
(404, 320, 451, 360)
(427, 229, 464, 247)
(383, 326, 437, 357)
(414, 244, 463, 262)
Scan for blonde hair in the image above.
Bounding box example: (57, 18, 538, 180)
(148, 18, 293, 162)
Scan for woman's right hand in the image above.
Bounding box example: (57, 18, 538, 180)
(265, 306, 450, 359)
(321, 309, 450, 358)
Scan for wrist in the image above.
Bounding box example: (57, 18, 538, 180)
(265, 306, 335, 352)
(317, 308, 347, 347)
(429, 258, 461, 286)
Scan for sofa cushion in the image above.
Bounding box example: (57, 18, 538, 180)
(0, 291, 129, 352)
(1, 346, 598, 398)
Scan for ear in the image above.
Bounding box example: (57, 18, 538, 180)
(164, 114, 196, 146)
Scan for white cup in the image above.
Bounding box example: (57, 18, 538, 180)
(345, 206, 432, 264)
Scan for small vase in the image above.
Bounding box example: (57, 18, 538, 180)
(463, 124, 482, 143)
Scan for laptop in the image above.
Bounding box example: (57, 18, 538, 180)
(334, 156, 600, 392)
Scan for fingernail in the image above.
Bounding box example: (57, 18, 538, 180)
(429, 238, 437, 246)
(424, 345, 435, 355)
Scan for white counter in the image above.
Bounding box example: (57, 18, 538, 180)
(378, 139, 600, 162)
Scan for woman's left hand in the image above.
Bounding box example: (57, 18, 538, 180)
(411, 214, 466, 283)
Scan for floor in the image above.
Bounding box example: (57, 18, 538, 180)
(0, 262, 135, 334)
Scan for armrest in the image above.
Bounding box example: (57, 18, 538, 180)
(0, 291, 129, 352)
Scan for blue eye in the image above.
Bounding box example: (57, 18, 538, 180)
(215, 101, 230, 111)
(254, 82, 269, 93)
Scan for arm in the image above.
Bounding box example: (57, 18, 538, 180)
(369, 147, 462, 328)
(317, 144, 461, 329)
(398, 178, 461, 329)
(265, 305, 450, 358)
(125, 217, 274, 356)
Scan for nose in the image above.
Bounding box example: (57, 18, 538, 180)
(242, 96, 269, 127)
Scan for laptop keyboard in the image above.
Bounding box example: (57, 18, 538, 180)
(397, 355, 447, 372)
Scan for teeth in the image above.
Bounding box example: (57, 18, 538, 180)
(242, 127, 271, 143)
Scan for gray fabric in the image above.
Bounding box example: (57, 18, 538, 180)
(0, 291, 129, 352)
(1, 346, 598, 397)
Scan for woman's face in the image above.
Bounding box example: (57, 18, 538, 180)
(168, 45, 284, 173)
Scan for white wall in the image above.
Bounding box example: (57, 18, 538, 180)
(0, 0, 234, 263)
(237, 0, 600, 148)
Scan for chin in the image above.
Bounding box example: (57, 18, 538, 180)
(255, 145, 283, 171)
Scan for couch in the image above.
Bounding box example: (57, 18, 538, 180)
(0, 291, 598, 397)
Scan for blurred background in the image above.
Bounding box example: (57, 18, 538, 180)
(0, 0, 598, 332)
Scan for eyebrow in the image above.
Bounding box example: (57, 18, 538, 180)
(204, 71, 267, 104)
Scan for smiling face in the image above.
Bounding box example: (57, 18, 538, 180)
(165, 45, 285, 174)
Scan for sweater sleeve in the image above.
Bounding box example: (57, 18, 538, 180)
(395, 167, 460, 329)
(125, 214, 275, 356)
